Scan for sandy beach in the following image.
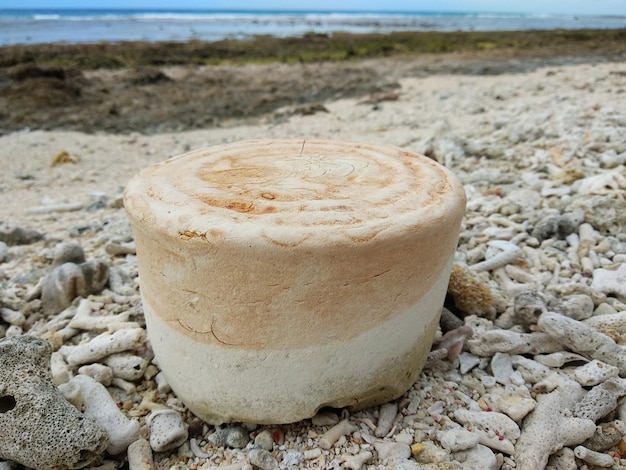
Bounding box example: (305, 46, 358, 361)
(1, 36, 626, 470)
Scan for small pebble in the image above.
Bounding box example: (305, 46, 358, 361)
(447, 264, 494, 316)
(513, 291, 547, 330)
(127, 439, 154, 470)
(562, 294, 595, 321)
(146, 409, 188, 452)
(455, 444, 498, 470)
(497, 395, 536, 422)
(311, 411, 340, 426)
(531, 215, 577, 241)
(490, 352, 514, 384)
(248, 448, 278, 470)
(319, 419, 357, 449)
(52, 241, 85, 266)
(304, 448, 321, 460)
(373, 441, 411, 461)
(412, 440, 450, 464)
(154, 372, 171, 393)
(438, 427, 480, 452)
(343, 450, 372, 470)
(574, 446, 615, 467)
(0, 225, 44, 245)
(208, 426, 250, 449)
(0, 307, 25, 327)
(458, 352, 481, 374)
(282, 450, 304, 466)
(375, 402, 398, 437)
(41, 259, 109, 315)
(254, 430, 274, 451)
(78, 363, 113, 386)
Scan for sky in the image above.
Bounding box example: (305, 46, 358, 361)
(2, 0, 626, 16)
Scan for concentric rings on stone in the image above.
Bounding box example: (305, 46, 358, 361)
(125, 139, 461, 247)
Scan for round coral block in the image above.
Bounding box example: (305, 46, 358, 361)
(124, 139, 466, 424)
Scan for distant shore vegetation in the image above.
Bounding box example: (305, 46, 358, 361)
(0, 28, 624, 69)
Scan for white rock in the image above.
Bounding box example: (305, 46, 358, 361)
(5, 325, 22, 336)
(319, 420, 357, 449)
(574, 446, 615, 467)
(70, 374, 140, 455)
(65, 328, 146, 366)
(58, 380, 82, 410)
(453, 409, 520, 440)
(533, 351, 589, 368)
(373, 441, 411, 461)
(592, 264, 626, 300)
(146, 409, 188, 453)
(0, 241, 7, 263)
(69, 298, 131, 330)
(573, 359, 619, 386)
(127, 439, 154, 470)
(453, 444, 497, 470)
(189, 438, 210, 458)
(111, 377, 136, 394)
(578, 171, 626, 197)
(600, 149, 626, 168)
(497, 395, 536, 422)
(480, 375, 497, 387)
(248, 448, 278, 470)
(394, 432, 414, 445)
(562, 294, 595, 321)
(573, 377, 626, 421)
(585, 311, 626, 336)
(103, 353, 147, 381)
(507, 188, 541, 209)
(303, 448, 322, 460)
(384, 459, 420, 470)
(281, 451, 304, 466)
(538, 312, 626, 375)
(467, 330, 562, 356)
(311, 411, 339, 426)
(510, 370, 526, 386)
(512, 355, 552, 383)
(458, 352, 480, 374)
(546, 447, 577, 470)
(253, 430, 274, 451)
(50, 351, 71, 385)
(342, 450, 372, 470)
(476, 430, 515, 455)
(490, 352, 514, 384)
(412, 440, 451, 464)
(78, 363, 113, 386)
(375, 402, 398, 437)
(437, 427, 479, 452)
(471, 240, 524, 272)
(533, 372, 568, 394)
(0, 307, 25, 326)
(154, 372, 171, 393)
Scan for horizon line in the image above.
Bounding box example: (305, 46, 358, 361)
(1, 7, 623, 17)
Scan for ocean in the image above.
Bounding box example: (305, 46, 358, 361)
(1, 8, 625, 46)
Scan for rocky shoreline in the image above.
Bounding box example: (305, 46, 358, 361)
(1, 56, 626, 470)
(1, 30, 625, 135)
